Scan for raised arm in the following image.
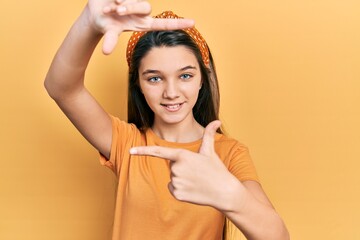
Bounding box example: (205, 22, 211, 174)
(44, 0, 194, 159)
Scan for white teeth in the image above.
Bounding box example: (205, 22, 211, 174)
(162, 103, 181, 110)
(167, 104, 180, 109)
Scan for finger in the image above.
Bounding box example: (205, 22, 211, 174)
(168, 182, 175, 194)
(115, 1, 152, 16)
(130, 146, 182, 161)
(150, 18, 195, 31)
(103, 2, 118, 14)
(102, 30, 119, 55)
(199, 120, 221, 155)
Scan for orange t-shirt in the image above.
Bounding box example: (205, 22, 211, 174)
(100, 116, 259, 240)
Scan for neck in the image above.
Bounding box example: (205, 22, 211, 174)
(151, 118, 204, 143)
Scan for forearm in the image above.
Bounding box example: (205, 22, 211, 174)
(44, 5, 102, 100)
(220, 179, 289, 240)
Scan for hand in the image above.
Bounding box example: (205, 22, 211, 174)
(86, 0, 195, 54)
(130, 121, 239, 210)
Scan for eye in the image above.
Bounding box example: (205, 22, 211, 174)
(148, 76, 161, 83)
(180, 74, 192, 80)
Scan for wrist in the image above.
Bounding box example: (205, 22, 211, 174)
(77, 4, 104, 38)
(215, 175, 248, 214)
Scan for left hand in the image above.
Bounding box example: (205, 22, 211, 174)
(130, 121, 239, 210)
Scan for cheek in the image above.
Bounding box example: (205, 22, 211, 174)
(184, 84, 201, 100)
(141, 86, 160, 105)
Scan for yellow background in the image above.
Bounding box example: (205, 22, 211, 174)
(1, 0, 359, 239)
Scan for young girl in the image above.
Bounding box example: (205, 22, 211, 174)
(45, 0, 289, 239)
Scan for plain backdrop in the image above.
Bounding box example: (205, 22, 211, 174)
(1, 0, 359, 239)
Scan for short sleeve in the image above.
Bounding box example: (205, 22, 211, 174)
(228, 144, 260, 183)
(99, 115, 138, 176)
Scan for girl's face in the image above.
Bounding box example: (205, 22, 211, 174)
(138, 46, 202, 127)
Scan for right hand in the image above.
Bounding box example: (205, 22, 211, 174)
(86, 0, 195, 54)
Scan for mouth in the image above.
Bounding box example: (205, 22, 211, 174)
(160, 103, 184, 112)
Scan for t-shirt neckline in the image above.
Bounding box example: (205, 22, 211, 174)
(146, 128, 203, 148)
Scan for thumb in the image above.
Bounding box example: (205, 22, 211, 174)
(102, 29, 119, 55)
(199, 120, 221, 155)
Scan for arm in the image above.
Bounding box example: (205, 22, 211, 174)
(44, 0, 194, 158)
(222, 180, 290, 240)
(44, 6, 112, 158)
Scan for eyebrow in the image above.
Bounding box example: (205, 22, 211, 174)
(141, 65, 197, 76)
(179, 65, 197, 71)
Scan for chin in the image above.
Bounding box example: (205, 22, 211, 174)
(160, 118, 185, 125)
(157, 114, 190, 126)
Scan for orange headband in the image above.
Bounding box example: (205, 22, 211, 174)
(126, 11, 210, 69)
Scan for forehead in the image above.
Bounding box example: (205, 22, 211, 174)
(139, 46, 200, 72)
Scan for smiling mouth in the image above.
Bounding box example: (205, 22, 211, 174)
(161, 103, 184, 111)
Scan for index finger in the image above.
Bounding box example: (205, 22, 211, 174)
(150, 18, 195, 31)
(130, 146, 182, 161)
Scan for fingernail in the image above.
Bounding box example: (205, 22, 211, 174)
(129, 148, 137, 154)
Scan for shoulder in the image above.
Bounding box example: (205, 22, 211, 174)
(109, 115, 144, 140)
(214, 133, 254, 167)
(214, 133, 249, 154)
(215, 134, 260, 182)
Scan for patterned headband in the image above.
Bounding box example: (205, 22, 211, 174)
(126, 11, 210, 69)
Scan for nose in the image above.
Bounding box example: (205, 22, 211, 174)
(163, 80, 180, 99)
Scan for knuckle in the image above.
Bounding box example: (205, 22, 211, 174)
(154, 147, 162, 156)
(173, 191, 187, 202)
(175, 149, 184, 158)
